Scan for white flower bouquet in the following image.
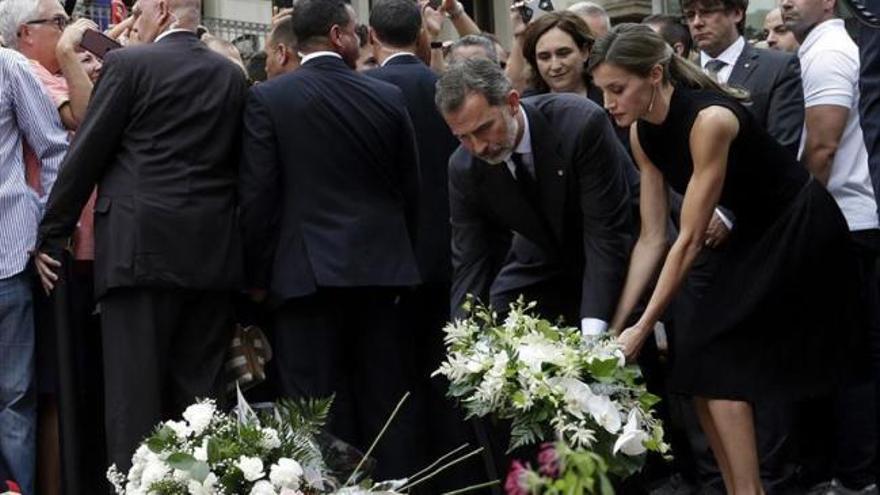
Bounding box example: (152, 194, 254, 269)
(107, 396, 338, 495)
(108, 391, 493, 495)
(435, 297, 669, 480)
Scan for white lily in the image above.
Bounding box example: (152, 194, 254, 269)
(613, 409, 650, 456)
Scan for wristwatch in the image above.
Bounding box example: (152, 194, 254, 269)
(430, 41, 444, 49)
(445, 1, 464, 19)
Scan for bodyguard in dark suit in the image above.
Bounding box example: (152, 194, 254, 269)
(34, 0, 247, 470)
(239, 0, 421, 480)
(726, 43, 803, 156)
(364, 1, 479, 489)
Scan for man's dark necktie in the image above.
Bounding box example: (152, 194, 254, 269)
(512, 152, 539, 204)
(705, 59, 727, 80)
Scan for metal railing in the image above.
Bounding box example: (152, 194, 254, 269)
(202, 17, 269, 55)
(72, 3, 270, 53)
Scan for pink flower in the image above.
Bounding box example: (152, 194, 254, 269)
(537, 443, 559, 478)
(504, 460, 530, 495)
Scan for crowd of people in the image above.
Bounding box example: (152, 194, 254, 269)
(0, 0, 878, 493)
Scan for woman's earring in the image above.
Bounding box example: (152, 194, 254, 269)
(647, 84, 657, 114)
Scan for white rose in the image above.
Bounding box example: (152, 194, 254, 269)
(237, 456, 266, 482)
(269, 458, 303, 489)
(164, 420, 192, 439)
(613, 409, 650, 456)
(261, 428, 282, 450)
(249, 480, 277, 495)
(140, 457, 171, 486)
(279, 490, 304, 495)
(183, 402, 216, 436)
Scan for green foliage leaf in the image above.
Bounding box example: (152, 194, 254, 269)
(586, 357, 619, 378)
(166, 452, 197, 470)
(639, 392, 662, 410)
(146, 425, 176, 454)
(190, 461, 211, 483)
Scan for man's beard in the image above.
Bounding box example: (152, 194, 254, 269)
(476, 111, 519, 165)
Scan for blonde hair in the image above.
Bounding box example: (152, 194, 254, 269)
(588, 23, 748, 101)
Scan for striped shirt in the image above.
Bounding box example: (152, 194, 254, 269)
(0, 48, 69, 279)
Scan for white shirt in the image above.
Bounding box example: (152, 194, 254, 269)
(798, 19, 879, 231)
(505, 107, 607, 336)
(155, 28, 194, 43)
(505, 105, 534, 178)
(0, 49, 68, 278)
(700, 36, 745, 84)
(381, 51, 416, 67)
(299, 51, 343, 65)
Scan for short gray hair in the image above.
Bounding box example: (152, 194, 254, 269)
(448, 34, 498, 64)
(0, 0, 45, 49)
(568, 1, 611, 29)
(435, 58, 512, 115)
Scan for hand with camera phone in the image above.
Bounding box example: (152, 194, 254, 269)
(57, 18, 99, 58)
(510, 1, 531, 38)
(79, 29, 123, 60)
(419, 0, 444, 40)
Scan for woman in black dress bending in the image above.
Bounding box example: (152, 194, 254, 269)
(589, 25, 860, 494)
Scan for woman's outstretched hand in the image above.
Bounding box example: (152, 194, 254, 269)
(617, 325, 648, 363)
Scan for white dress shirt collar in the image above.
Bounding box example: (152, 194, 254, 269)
(381, 51, 417, 66)
(299, 51, 343, 66)
(155, 28, 196, 43)
(505, 105, 533, 176)
(700, 36, 745, 84)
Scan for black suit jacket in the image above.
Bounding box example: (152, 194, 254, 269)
(239, 55, 421, 300)
(37, 32, 247, 297)
(366, 54, 459, 285)
(449, 94, 633, 321)
(727, 42, 804, 156)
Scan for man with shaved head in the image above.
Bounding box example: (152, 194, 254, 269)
(34, 0, 248, 470)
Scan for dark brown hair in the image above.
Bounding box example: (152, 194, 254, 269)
(588, 23, 747, 100)
(521, 11, 594, 94)
(680, 0, 749, 33)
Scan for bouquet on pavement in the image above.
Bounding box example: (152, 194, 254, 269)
(106, 390, 482, 495)
(435, 297, 669, 490)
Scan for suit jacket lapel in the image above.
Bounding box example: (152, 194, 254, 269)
(524, 103, 567, 247)
(478, 158, 557, 252)
(728, 43, 759, 88)
(474, 103, 566, 253)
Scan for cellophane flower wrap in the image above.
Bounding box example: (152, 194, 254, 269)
(435, 297, 669, 480)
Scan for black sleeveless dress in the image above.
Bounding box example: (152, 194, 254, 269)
(637, 87, 861, 402)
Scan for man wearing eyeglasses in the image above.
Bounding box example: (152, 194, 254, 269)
(0, 0, 100, 132)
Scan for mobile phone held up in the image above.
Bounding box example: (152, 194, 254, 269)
(80, 29, 122, 60)
(519, 0, 554, 23)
